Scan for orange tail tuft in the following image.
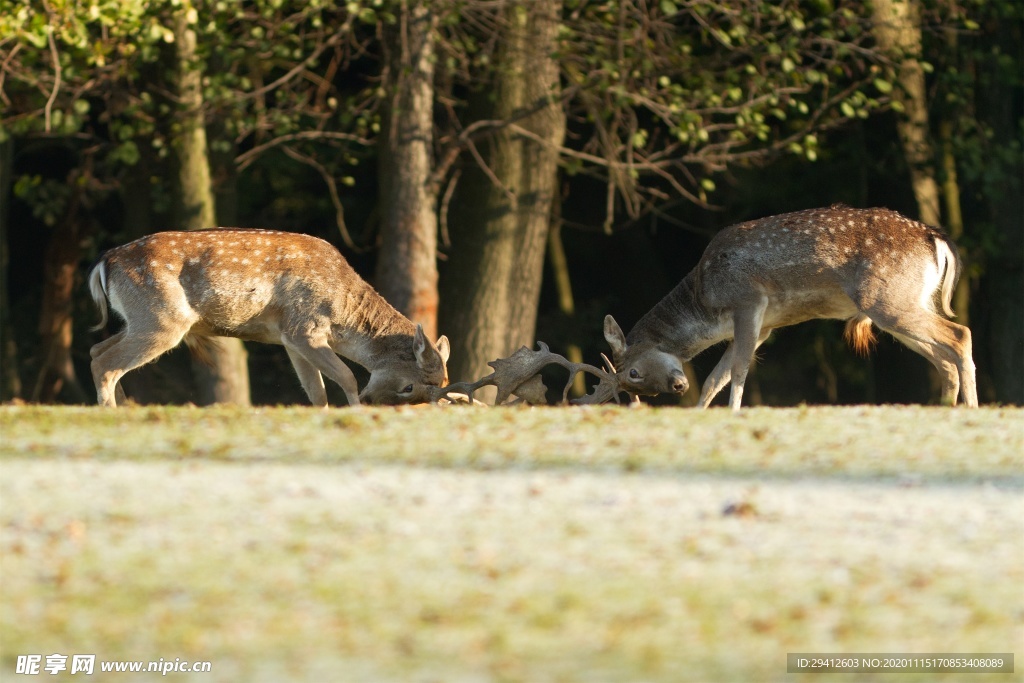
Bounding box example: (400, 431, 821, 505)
(844, 315, 877, 356)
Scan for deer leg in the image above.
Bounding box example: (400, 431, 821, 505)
(282, 335, 361, 407)
(90, 330, 125, 360)
(284, 347, 328, 407)
(90, 331, 129, 405)
(728, 298, 768, 411)
(90, 326, 189, 407)
(698, 330, 772, 408)
(868, 310, 977, 408)
(888, 332, 960, 405)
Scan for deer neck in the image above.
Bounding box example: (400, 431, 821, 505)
(331, 285, 418, 371)
(628, 270, 727, 361)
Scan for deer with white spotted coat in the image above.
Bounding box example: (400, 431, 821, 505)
(88, 229, 450, 407)
(597, 205, 977, 409)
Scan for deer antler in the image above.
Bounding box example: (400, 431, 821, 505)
(569, 352, 625, 405)
(430, 342, 624, 406)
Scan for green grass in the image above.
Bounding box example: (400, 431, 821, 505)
(1, 405, 1022, 682)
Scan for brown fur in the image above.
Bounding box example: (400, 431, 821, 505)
(89, 228, 449, 407)
(606, 205, 978, 408)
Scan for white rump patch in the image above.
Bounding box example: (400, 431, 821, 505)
(918, 257, 942, 312)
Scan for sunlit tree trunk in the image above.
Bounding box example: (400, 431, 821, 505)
(871, 0, 941, 226)
(376, 1, 439, 340)
(171, 3, 250, 406)
(440, 0, 565, 396)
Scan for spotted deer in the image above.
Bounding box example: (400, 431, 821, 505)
(600, 205, 978, 409)
(88, 229, 450, 407)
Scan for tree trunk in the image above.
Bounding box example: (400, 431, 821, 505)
(0, 138, 21, 401)
(939, 119, 970, 324)
(938, 27, 970, 325)
(870, 0, 941, 226)
(978, 21, 1023, 405)
(31, 171, 88, 404)
(440, 0, 565, 395)
(171, 3, 250, 406)
(375, 1, 439, 340)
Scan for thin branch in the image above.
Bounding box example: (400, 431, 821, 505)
(42, 3, 61, 133)
(438, 169, 460, 249)
(235, 130, 372, 171)
(237, 21, 353, 102)
(280, 146, 361, 252)
(463, 133, 516, 204)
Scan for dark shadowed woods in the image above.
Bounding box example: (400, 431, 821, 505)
(1, 0, 1021, 407)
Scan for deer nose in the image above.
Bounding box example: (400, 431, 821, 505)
(669, 370, 688, 394)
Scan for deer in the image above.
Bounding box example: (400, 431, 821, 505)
(595, 205, 978, 410)
(88, 228, 450, 407)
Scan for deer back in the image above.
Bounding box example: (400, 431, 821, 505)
(696, 205, 958, 321)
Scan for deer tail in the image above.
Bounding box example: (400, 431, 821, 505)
(934, 236, 961, 318)
(88, 261, 110, 332)
(844, 314, 876, 357)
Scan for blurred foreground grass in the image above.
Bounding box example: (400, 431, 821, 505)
(1, 405, 1022, 682)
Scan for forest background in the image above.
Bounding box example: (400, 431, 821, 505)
(1, 0, 1020, 408)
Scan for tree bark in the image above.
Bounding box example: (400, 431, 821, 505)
(31, 170, 88, 404)
(171, 3, 250, 406)
(375, 1, 440, 340)
(440, 1, 565, 395)
(978, 20, 1023, 405)
(871, 0, 941, 226)
(0, 138, 20, 401)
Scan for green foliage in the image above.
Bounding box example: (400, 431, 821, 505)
(556, 1, 884, 216)
(12, 175, 71, 226)
(923, 0, 1024, 256)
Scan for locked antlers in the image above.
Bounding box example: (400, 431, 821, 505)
(429, 342, 625, 406)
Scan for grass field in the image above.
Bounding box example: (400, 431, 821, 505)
(1, 405, 1022, 682)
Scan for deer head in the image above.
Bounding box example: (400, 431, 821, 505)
(359, 326, 450, 405)
(602, 315, 689, 397)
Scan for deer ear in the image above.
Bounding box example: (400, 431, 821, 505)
(436, 335, 451, 365)
(603, 315, 628, 359)
(414, 324, 442, 372)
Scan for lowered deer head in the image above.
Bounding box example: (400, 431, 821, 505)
(600, 205, 978, 409)
(88, 229, 450, 407)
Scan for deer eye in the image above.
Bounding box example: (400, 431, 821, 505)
(400, 384, 414, 394)
(629, 369, 640, 380)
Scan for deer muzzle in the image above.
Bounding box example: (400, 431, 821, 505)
(669, 369, 688, 394)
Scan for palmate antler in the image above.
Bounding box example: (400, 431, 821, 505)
(429, 342, 625, 406)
